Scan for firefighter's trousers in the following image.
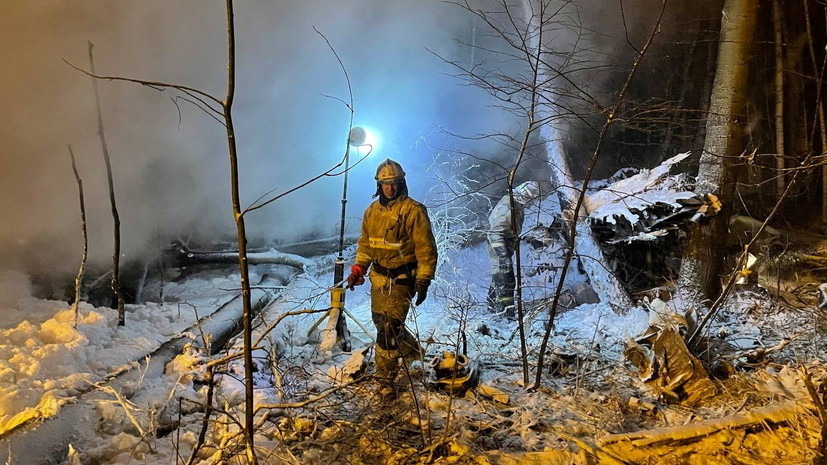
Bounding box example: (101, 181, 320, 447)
(369, 272, 423, 381)
(487, 240, 516, 313)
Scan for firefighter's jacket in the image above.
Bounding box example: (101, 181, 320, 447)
(487, 195, 525, 251)
(355, 194, 438, 280)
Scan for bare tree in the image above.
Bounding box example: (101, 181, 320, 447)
(68, 2, 374, 460)
(87, 41, 125, 325)
(218, 4, 258, 461)
(773, 0, 786, 200)
(68, 145, 88, 328)
(531, 0, 667, 388)
(502, 0, 548, 385)
(440, 0, 676, 387)
(441, 0, 634, 383)
(524, 0, 632, 315)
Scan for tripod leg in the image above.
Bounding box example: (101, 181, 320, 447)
(307, 308, 332, 336)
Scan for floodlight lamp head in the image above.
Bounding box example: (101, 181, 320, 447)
(348, 127, 367, 146)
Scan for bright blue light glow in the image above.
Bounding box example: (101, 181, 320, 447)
(354, 126, 379, 156)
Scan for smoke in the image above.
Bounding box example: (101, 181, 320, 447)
(0, 0, 504, 279)
(0, 0, 701, 285)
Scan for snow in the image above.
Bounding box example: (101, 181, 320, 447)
(0, 229, 642, 464)
(0, 295, 193, 435)
(0, 204, 821, 464)
(585, 152, 695, 225)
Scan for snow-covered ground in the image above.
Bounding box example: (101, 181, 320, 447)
(0, 214, 656, 465)
(1, 185, 822, 464)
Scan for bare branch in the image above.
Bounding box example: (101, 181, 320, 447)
(63, 59, 223, 108)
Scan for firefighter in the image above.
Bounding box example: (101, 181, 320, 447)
(487, 180, 541, 319)
(345, 158, 438, 398)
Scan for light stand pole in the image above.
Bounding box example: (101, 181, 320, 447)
(330, 127, 367, 352)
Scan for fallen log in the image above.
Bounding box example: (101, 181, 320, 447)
(801, 253, 827, 267)
(539, 124, 631, 312)
(598, 368, 822, 465)
(599, 400, 812, 448)
(167, 243, 313, 270)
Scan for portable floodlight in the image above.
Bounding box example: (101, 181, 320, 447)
(317, 126, 376, 353)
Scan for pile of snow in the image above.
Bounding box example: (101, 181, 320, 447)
(0, 268, 249, 438)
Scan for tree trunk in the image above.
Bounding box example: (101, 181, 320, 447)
(693, 18, 718, 154)
(773, 0, 786, 200)
(222, 2, 257, 462)
(69, 145, 88, 328)
(541, 128, 632, 311)
(88, 41, 125, 325)
(524, 0, 631, 312)
(803, 0, 827, 222)
(677, 0, 760, 306)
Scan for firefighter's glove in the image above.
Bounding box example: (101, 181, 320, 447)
(414, 279, 431, 306)
(346, 265, 366, 290)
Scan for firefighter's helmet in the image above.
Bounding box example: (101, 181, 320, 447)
(514, 181, 541, 204)
(375, 158, 406, 182)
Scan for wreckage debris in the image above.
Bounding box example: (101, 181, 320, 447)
(624, 299, 717, 405)
(599, 367, 823, 465)
(427, 351, 480, 395)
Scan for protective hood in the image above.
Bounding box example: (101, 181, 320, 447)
(375, 179, 409, 205)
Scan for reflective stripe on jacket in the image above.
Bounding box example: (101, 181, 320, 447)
(355, 194, 438, 280)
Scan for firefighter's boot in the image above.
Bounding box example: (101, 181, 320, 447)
(374, 346, 400, 401)
(397, 327, 424, 368)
